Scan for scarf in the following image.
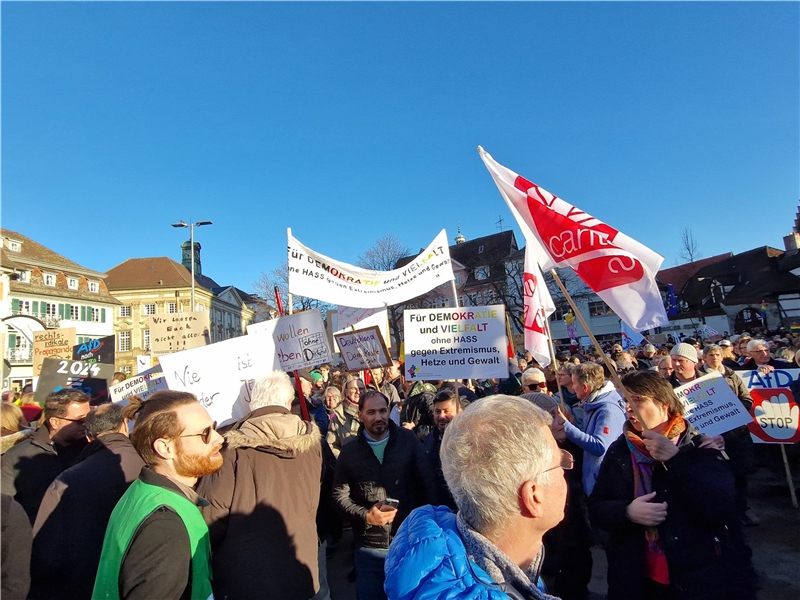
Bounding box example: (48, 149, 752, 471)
(623, 415, 686, 585)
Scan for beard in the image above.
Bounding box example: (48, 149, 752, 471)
(174, 441, 224, 478)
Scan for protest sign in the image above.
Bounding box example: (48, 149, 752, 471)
(34, 357, 116, 404)
(72, 335, 116, 365)
(288, 229, 454, 309)
(33, 327, 76, 375)
(159, 335, 278, 425)
(150, 311, 209, 356)
(403, 305, 507, 381)
(135, 355, 152, 374)
(673, 372, 754, 436)
(109, 365, 168, 406)
(335, 326, 392, 371)
(579, 336, 591, 348)
(329, 306, 391, 352)
(740, 368, 800, 443)
(247, 309, 331, 372)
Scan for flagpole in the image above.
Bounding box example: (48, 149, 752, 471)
(451, 280, 460, 308)
(781, 444, 798, 508)
(548, 269, 650, 432)
(543, 318, 569, 416)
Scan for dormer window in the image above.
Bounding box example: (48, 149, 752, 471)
(88, 281, 99, 293)
(43, 273, 56, 287)
(478, 245, 484, 253)
(8, 240, 21, 252)
(68, 277, 79, 290)
(17, 270, 30, 283)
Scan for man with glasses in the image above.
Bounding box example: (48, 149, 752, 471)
(326, 377, 364, 457)
(521, 368, 550, 395)
(1, 388, 90, 523)
(93, 391, 223, 600)
(385, 396, 568, 599)
(738, 338, 793, 373)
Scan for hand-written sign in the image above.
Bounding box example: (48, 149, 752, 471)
(33, 328, 77, 376)
(34, 357, 116, 405)
(109, 365, 168, 406)
(673, 372, 754, 436)
(72, 335, 116, 365)
(335, 326, 392, 371)
(247, 309, 331, 372)
(150, 311, 209, 356)
(159, 335, 279, 426)
(740, 368, 800, 444)
(403, 305, 507, 381)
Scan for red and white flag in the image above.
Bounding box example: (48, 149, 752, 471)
(480, 147, 668, 331)
(523, 247, 556, 367)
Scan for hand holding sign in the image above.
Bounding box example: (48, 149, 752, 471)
(754, 392, 798, 441)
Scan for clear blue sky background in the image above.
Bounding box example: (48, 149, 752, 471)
(3, 2, 798, 294)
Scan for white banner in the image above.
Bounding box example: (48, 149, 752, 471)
(403, 305, 507, 381)
(159, 335, 278, 425)
(329, 306, 391, 352)
(287, 229, 454, 309)
(673, 372, 754, 436)
(109, 365, 168, 406)
(247, 309, 331, 371)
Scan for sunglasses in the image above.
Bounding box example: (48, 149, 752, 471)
(528, 381, 548, 390)
(180, 422, 217, 444)
(542, 449, 574, 475)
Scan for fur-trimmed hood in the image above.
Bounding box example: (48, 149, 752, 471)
(225, 406, 320, 457)
(0, 429, 33, 455)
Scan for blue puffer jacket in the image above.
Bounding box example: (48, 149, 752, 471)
(385, 505, 555, 600)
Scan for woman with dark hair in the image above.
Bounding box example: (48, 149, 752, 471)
(589, 370, 755, 600)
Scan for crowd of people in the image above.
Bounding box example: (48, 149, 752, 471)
(0, 325, 798, 600)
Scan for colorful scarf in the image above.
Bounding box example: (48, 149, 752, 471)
(624, 415, 686, 585)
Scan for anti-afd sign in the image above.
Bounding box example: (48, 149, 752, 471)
(247, 309, 331, 372)
(109, 365, 168, 406)
(159, 335, 278, 426)
(403, 305, 507, 381)
(33, 327, 77, 376)
(150, 311, 210, 356)
(740, 368, 800, 444)
(673, 372, 754, 437)
(34, 357, 116, 405)
(72, 335, 116, 365)
(335, 326, 392, 371)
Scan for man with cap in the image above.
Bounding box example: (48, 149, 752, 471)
(295, 368, 329, 435)
(635, 343, 657, 370)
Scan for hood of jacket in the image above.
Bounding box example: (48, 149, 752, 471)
(0, 428, 32, 454)
(225, 405, 320, 457)
(583, 381, 624, 415)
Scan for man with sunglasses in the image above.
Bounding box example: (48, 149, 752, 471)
(1, 388, 90, 523)
(521, 368, 551, 395)
(93, 391, 223, 600)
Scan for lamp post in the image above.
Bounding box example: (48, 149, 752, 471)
(171, 220, 212, 311)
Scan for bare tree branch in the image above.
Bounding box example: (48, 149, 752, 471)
(356, 233, 412, 271)
(676, 228, 703, 265)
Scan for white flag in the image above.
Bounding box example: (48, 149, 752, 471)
(523, 247, 556, 367)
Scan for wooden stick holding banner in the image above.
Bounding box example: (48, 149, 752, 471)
(544, 318, 569, 416)
(273, 276, 308, 421)
(450, 280, 460, 309)
(781, 444, 799, 508)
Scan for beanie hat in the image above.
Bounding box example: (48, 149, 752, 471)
(521, 392, 558, 412)
(311, 371, 323, 383)
(670, 343, 698, 363)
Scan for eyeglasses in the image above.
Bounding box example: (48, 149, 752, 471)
(180, 422, 217, 444)
(528, 381, 548, 390)
(541, 449, 574, 474)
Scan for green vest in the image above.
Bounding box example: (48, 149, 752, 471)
(92, 479, 213, 600)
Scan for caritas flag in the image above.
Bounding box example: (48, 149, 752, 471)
(523, 247, 556, 367)
(479, 147, 668, 331)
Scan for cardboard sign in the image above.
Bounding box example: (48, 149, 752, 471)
(72, 335, 116, 365)
(150, 311, 210, 356)
(109, 365, 168, 406)
(33, 327, 77, 375)
(34, 357, 115, 405)
(247, 310, 331, 371)
(335, 326, 392, 371)
(740, 368, 800, 444)
(159, 335, 278, 425)
(403, 305, 507, 381)
(330, 306, 391, 352)
(673, 372, 754, 436)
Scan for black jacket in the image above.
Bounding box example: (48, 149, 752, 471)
(423, 428, 457, 511)
(1, 494, 31, 600)
(30, 433, 144, 600)
(332, 420, 438, 548)
(589, 428, 755, 600)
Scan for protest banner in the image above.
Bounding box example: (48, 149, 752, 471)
(150, 311, 210, 356)
(329, 306, 391, 352)
(740, 368, 800, 444)
(34, 357, 116, 404)
(109, 365, 168, 406)
(247, 309, 331, 372)
(673, 372, 754, 436)
(135, 355, 152, 374)
(72, 334, 116, 365)
(33, 327, 76, 375)
(288, 229, 454, 309)
(403, 305, 507, 381)
(159, 335, 278, 425)
(335, 326, 392, 371)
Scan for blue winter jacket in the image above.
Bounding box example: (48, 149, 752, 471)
(563, 381, 626, 496)
(384, 505, 555, 600)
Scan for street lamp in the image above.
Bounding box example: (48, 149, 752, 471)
(171, 220, 213, 311)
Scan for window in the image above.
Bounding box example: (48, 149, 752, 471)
(17, 270, 30, 283)
(13, 300, 31, 315)
(475, 266, 490, 280)
(119, 331, 131, 352)
(168, 302, 177, 314)
(478, 245, 484, 253)
(68, 278, 78, 290)
(142, 329, 150, 350)
(44, 273, 56, 287)
(90, 308, 101, 322)
(9, 241, 20, 252)
(45, 303, 57, 317)
(143, 304, 156, 315)
(552, 305, 569, 321)
(588, 300, 614, 317)
(70, 305, 80, 320)
(88, 281, 99, 293)
(195, 304, 204, 312)
(119, 306, 131, 317)
(122, 366, 132, 375)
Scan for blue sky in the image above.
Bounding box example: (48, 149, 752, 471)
(3, 2, 798, 295)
